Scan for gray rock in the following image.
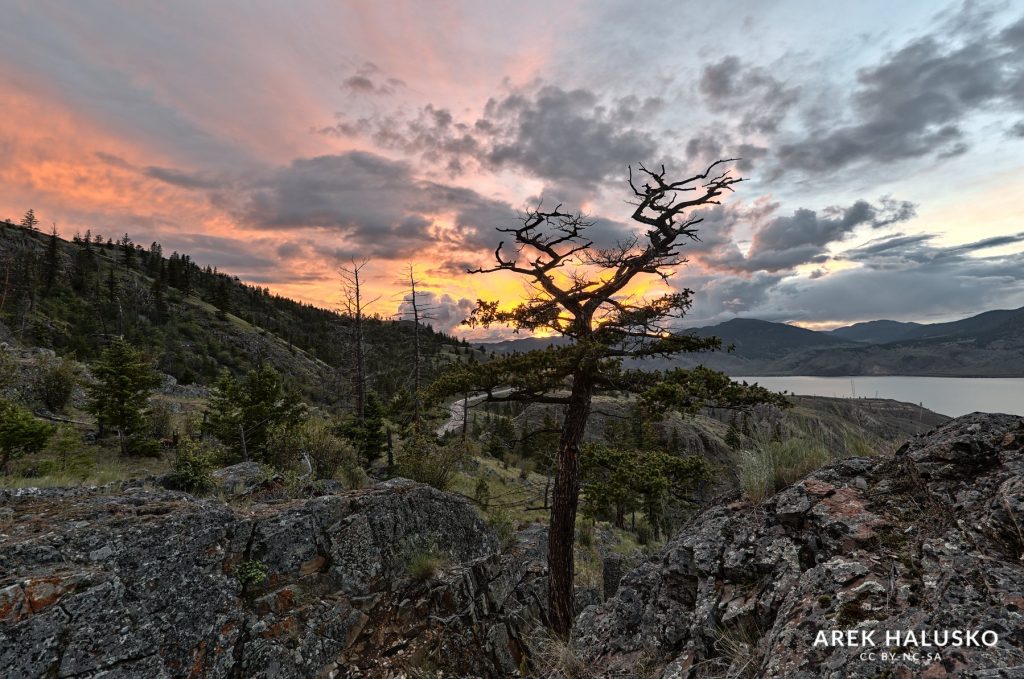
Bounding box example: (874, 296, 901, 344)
(0, 479, 547, 678)
(572, 413, 1024, 678)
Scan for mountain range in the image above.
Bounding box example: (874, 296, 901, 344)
(481, 307, 1024, 377)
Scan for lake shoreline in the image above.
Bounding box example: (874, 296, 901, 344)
(731, 375, 1024, 418)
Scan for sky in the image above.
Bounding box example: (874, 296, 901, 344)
(1, 0, 1023, 336)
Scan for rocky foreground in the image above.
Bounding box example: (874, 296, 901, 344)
(574, 412, 1024, 678)
(1, 413, 1023, 678)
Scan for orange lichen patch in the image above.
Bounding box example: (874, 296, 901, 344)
(187, 640, 209, 678)
(920, 661, 952, 678)
(274, 587, 298, 612)
(262, 616, 299, 639)
(802, 479, 837, 497)
(298, 555, 326, 577)
(24, 578, 65, 612)
(0, 584, 27, 624)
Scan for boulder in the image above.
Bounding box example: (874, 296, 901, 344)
(572, 413, 1024, 678)
(0, 479, 546, 678)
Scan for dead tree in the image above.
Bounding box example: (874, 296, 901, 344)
(339, 258, 378, 421)
(397, 265, 436, 425)
(433, 160, 786, 636)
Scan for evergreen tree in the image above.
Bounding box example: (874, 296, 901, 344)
(428, 161, 786, 635)
(42, 224, 60, 294)
(85, 339, 162, 456)
(207, 364, 305, 465)
(350, 391, 387, 467)
(19, 209, 39, 231)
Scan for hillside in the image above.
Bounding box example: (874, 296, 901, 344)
(631, 309, 1024, 377)
(829, 319, 924, 343)
(484, 307, 1024, 376)
(0, 222, 468, 404)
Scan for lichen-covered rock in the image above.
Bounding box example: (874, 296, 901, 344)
(573, 413, 1024, 678)
(0, 479, 545, 678)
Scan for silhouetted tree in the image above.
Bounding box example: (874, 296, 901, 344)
(20, 209, 39, 231)
(339, 258, 377, 421)
(429, 160, 786, 635)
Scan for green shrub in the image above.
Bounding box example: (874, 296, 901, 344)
(406, 548, 447, 581)
(169, 441, 214, 494)
(398, 431, 467, 491)
(236, 559, 268, 588)
(577, 521, 594, 548)
(34, 355, 79, 412)
(36, 425, 95, 477)
(636, 521, 653, 546)
(737, 437, 831, 502)
(485, 507, 517, 550)
(267, 415, 358, 479)
(0, 399, 55, 473)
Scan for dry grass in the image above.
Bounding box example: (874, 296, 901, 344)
(526, 628, 660, 679)
(736, 436, 831, 503)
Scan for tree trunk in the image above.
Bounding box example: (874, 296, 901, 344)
(547, 369, 594, 637)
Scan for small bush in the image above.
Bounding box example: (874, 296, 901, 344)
(267, 416, 358, 479)
(36, 425, 95, 477)
(236, 559, 268, 588)
(398, 431, 467, 491)
(406, 548, 447, 581)
(485, 507, 517, 550)
(737, 437, 831, 502)
(0, 399, 55, 473)
(169, 441, 214, 494)
(34, 355, 78, 412)
(577, 521, 594, 548)
(636, 521, 653, 546)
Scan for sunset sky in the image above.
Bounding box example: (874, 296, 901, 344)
(2, 0, 1023, 336)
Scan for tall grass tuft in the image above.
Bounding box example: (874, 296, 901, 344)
(737, 436, 831, 503)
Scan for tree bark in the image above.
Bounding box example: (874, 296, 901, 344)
(547, 368, 594, 637)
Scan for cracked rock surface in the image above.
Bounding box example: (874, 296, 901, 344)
(0, 479, 546, 678)
(572, 413, 1024, 678)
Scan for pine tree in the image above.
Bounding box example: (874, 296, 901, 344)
(428, 161, 787, 636)
(20, 209, 39, 231)
(85, 339, 162, 456)
(207, 365, 305, 465)
(42, 225, 60, 294)
(354, 391, 387, 467)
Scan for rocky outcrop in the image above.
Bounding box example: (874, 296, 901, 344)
(573, 413, 1024, 677)
(0, 479, 547, 678)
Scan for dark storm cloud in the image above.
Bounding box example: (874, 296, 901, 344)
(93, 151, 226, 190)
(690, 197, 918, 274)
(774, 10, 1024, 175)
(319, 85, 666, 191)
(843, 231, 1024, 266)
(341, 62, 404, 96)
(236, 151, 515, 259)
(142, 166, 224, 190)
(681, 230, 1024, 326)
(699, 56, 799, 134)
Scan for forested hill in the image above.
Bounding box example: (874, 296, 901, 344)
(0, 220, 467, 403)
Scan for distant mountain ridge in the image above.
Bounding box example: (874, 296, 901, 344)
(828, 319, 924, 344)
(480, 306, 1024, 377)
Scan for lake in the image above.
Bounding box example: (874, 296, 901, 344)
(732, 376, 1024, 418)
